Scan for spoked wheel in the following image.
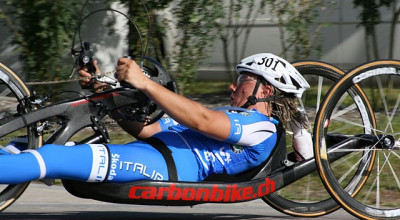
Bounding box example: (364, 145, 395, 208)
(263, 61, 346, 216)
(314, 60, 400, 219)
(0, 63, 42, 211)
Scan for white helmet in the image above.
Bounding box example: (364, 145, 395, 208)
(236, 53, 310, 98)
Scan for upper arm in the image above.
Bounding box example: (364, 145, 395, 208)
(231, 119, 277, 146)
(196, 110, 231, 141)
(201, 110, 277, 146)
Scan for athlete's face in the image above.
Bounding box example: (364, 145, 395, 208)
(229, 73, 263, 108)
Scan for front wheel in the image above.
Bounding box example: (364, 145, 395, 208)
(0, 62, 42, 211)
(314, 60, 400, 219)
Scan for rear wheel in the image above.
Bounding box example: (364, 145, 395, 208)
(0, 62, 41, 211)
(314, 60, 400, 219)
(262, 61, 345, 216)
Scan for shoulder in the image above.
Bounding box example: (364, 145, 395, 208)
(219, 107, 278, 125)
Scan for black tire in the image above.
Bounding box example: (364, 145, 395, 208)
(313, 60, 400, 219)
(0, 62, 41, 211)
(262, 61, 345, 217)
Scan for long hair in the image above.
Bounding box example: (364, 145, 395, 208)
(269, 86, 308, 130)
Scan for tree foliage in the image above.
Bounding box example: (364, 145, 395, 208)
(218, 0, 269, 82)
(0, 0, 82, 85)
(0, 0, 328, 95)
(265, 0, 325, 60)
(118, 0, 172, 59)
(119, 0, 224, 94)
(353, 0, 399, 59)
(162, 0, 225, 94)
(217, 0, 326, 82)
(3, 0, 397, 96)
(353, 0, 394, 34)
(0, 0, 224, 95)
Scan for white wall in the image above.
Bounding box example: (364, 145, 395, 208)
(77, 2, 129, 74)
(196, 0, 400, 80)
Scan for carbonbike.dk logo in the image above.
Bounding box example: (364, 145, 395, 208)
(129, 177, 275, 202)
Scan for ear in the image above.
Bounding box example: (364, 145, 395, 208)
(262, 85, 273, 97)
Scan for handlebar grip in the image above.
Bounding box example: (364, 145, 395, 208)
(85, 61, 96, 75)
(117, 55, 135, 88)
(78, 42, 95, 75)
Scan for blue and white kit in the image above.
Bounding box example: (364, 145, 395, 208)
(0, 108, 278, 184)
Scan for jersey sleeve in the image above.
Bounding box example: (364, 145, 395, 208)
(158, 117, 178, 131)
(224, 110, 278, 146)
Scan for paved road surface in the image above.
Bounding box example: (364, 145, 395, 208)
(0, 183, 357, 220)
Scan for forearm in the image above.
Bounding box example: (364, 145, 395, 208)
(110, 110, 161, 140)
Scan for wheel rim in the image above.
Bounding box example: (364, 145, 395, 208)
(0, 63, 41, 211)
(314, 60, 400, 219)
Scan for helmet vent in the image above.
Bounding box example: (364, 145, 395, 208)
(291, 77, 301, 88)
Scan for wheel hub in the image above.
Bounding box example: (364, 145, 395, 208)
(377, 135, 395, 149)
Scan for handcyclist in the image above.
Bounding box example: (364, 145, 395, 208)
(0, 53, 313, 184)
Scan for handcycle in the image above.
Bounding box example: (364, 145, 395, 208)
(0, 55, 377, 218)
(0, 3, 396, 218)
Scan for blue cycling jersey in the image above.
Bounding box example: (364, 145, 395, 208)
(0, 108, 278, 184)
(156, 108, 278, 181)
